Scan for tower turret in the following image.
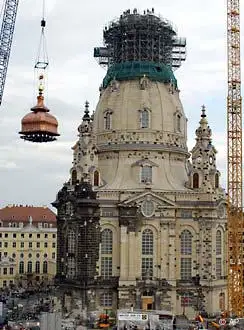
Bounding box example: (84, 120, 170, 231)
(188, 106, 222, 194)
(70, 101, 98, 186)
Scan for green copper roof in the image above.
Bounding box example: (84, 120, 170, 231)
(102, 61, 177, 88)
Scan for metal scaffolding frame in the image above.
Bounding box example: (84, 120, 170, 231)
(94, 8, 186, 70)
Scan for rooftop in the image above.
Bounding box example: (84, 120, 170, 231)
(0, 205, 56, 223)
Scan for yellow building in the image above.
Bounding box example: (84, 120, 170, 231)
(0, 256, 16, 288)
(0, 205, 57, 288)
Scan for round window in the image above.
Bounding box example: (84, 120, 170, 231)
(141, 200, 154, 217)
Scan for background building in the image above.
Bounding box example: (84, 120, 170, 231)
(0, 205, 57, 288)
(54, 9, 227, 319)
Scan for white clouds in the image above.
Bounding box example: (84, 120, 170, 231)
(0, 0, 234, 207)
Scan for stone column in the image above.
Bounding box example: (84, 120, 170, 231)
(128, 231, 136, 280)
(120, 226, 129, 281)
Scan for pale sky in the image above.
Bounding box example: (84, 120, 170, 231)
(0, 0, 230, 208)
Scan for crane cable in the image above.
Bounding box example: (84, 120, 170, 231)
(35, 0, 48, 69)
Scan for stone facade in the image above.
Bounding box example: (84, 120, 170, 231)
(54, 11, 227, 320)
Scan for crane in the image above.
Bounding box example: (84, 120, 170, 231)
(227, 0, 244, 316)
(0, 0, 19, 106)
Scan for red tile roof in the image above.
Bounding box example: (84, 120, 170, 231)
(0, 205, 56, 223)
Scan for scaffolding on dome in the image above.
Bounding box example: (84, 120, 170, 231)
(94, 8, 186, 70)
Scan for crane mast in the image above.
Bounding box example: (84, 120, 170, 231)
(0, 0, 19, 106)
(227, 0, 244, 316)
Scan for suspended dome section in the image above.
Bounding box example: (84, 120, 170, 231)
(19, 93, 59, 143)
(102, 61, 177, 89)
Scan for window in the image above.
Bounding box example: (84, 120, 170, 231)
(216, 230, 222, 279)
(94, 170, 100, 187)
(37, 234, 40, 239)
(141, 200, 154, 217)
(100, 292, 113, 307)
(71, 169, 77, 185)
(104, 111, 112, 130)
(180, 230, 192, 279)
(101, 229, 113, 254)
(13, 234, 16, 238)
(20, 253, 24, 258)
(10, 267, 13, 275)
(181, 293, 192, 307)
(181, 230, 192, 255)
(142, 229, 154, 279)
(3, 252, 7, 257)
(29, 242, 32, 248)
(140, 109, 149, 128)
(4, 242, 8, 248)
(216, 258, 222, 279)
(216, 230, 222, 255)
(101, 257, 112, 278)
(67, 258, 76, 279)
(68, 231, 76, 253)
(29, 234, 32, 238)
(215, 173, 219, 188)
(35, 261, 40, 273)
(52, 234, 56, 239)
(28, 253, 32, 258)
(176, 115, 181, 132)
(27, 261, 32, 273)
(52, 242, 56, 248)
(4, 234, 8, 238)
(0, 242, 2, 248)
(21, 234, 24, 238)
(37, 242, 40, 248)
(44, 253, 47, 258)
(19, 261, 24, 274)
(43, 261, 48, 274)
(3, 281, 6, 287)
(44, 242, 48, 248)
(180, 258, 192, 280)
(36, 253, 40, 258)
(101, 229, 113, 278)
(141, 166, 152, 184)
(193, 173, 199, 189)
(44, 234, 48, 238)
(3, 268, 7, 275)
(219, 292, 225, 311)
(12, 242, 16, 248)
(20, 242, 24, 248)
(12, 253, 16, 258)
(52, 252, 55, 259)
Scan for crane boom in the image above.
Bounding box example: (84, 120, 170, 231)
(227, 0, 244, 316)
(0, 0, 19, 106)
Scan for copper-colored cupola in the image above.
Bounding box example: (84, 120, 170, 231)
(19, 89, 59, 143)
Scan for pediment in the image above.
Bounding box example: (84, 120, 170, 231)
(118, 191, 176, 208)
(131, 159, 158, 167)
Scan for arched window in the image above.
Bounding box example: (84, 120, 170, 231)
(27, 261, 32, 273)
(101, 229, 113, 278)
(35, 261, 40, 274)
(216, 230, 222, 279)
(68, 231, 76, 254)
(71, 169, 77, 185)
(19, 261, 24, 274)
(180, 230, 192, 279)
(193, 173, 199, 189)
(141, 166, 152, 184)
(215, 173, 219, 188)
(94, 170, 100, 186)
(104, 112, 112, 130)
(140, 109, 149, 128)
(43, 261, 48, 274)
(141, 229, 154, 279)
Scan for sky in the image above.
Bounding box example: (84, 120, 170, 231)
(0, 0, 230, 209)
